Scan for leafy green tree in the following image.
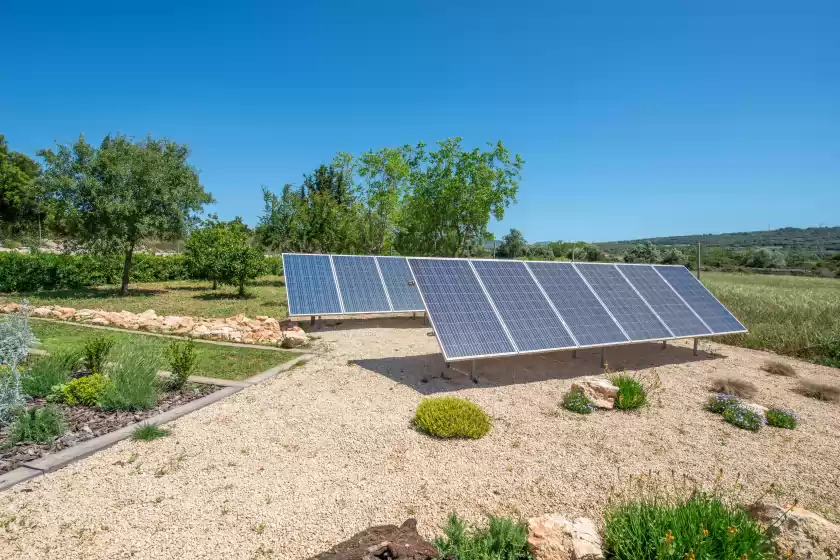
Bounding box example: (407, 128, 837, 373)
(211, 219, 267, 297)
(184, 216, 228, 289)
(528, 244, 555, 260)
(0, 135, 42, 238)
(743, 247, 786, 269)
(497, 228, 528, 259)
(660, 246, 688, 266)
(38, 134, 212, 295)
(623, 242, 662, 264)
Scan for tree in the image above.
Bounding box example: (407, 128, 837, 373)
(623, 242, 662, 264)
(660, 247, 688, 266)
(0, 135, 42, 237)
(213, 220, 267, 297)
(743, 247, 786, 269)
(528, 245, 554, 260)
(38, 134, 213, 295)
(497, 228, 528, 259)
(184, 216, 228, 289)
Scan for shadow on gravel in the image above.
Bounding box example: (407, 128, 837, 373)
(353, 342, 720, 395)
(308, 316, 429, 332)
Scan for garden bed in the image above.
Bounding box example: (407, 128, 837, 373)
(0, 382, 218, 475)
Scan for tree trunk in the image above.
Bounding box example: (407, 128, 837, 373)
(238, 277, 246, 298)
(120, 245, 134, 296)
(212, 278, 217, 290)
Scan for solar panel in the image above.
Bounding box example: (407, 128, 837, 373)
(654, 266, 746, 334)
(619, 265, 711, 337)
(407, 258, 517, 360)
(575, 263, 672, 341)
(471, 260, 577, 352)
(375, 256, 424, 312)
(282, 253, 343, 316)
(526, 262, 628, 346)
(332, 255, 392, 313)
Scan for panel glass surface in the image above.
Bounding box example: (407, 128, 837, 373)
(282, 254, 342, 315)
(471, 260, 577, 352)
(526, 262, 628, 346)
(375, 257, 424, 311)
(575, 264, 672, 341)
(654, 266, 746, 333)
(619, 265, 711, 337)
(408, 259, 516, 360)
(332, 256, 392, 313)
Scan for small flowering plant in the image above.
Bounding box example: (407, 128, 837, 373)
(765, 408, 798, 430)
(562, 389, 595, 414)
(705, 393, 740, 414)
(722, 404, 766, 432)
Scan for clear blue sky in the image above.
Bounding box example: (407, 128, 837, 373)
(2, 1, 838, 243)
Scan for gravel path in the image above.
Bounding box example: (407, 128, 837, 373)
(2, 317, 839, 559)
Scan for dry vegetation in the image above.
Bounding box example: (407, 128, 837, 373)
(710, 376, 758, 399)
(761, 359, 798, 377)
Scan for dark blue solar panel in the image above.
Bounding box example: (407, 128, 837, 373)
(408, 259, 516, 360)
(332, 256, 392, 313)
(471, 260, 576, 352)
(575, 263, 672, 341)
(375, 257, 424, 311)
(282, 254, 342, 315)
(619, 265, 711, 337)
(654, 266, 746, 334)
(526, 262, 628, 346)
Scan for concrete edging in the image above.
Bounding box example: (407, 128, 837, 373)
(0, 354, 315, 492)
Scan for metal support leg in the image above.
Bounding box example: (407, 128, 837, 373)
(413, 312, 416, 319)
(693, 338, 699, 356)
(662, 340, 667, 349)
(423, 314, 428, 326)
(310, 315, 315, 327)
(572, 349, 577, 359)
(601, 347, 607, 369)
(470, 360, 476, 383)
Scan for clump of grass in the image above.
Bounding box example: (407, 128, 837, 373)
(604, 491, 774, 559)
(710, 377, 757, 399)
(722, 405, 765, 432)
(414, 397, 491, 439)
(82, 336, 115, 373)
(21, 351, 79, 398)
(7, 405, 66, 444)
(98, 343, 161, 411)
(433, 513, 531, 560)
(133, 423, 169, 441)
(761, 360, 797, 377)
(795, 381, 840, 402)
(165, 339, 197, 391)
(562, 389, 594, 414)
(611, 374, 647, 410)
(765, 408, 798, 429)
(705, 393, 741, 414)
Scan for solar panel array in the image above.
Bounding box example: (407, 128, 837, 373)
(282, 253, 424, 316)
(406, 259, 746, 362)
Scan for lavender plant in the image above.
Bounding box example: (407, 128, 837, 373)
(0, 301, 38, 425)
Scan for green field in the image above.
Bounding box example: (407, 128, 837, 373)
(1, 276, 288, 319)
(704, 271, 840, 367)
(29, 320, 295, 380)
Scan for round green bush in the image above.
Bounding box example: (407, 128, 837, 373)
(722, 404, 765, 432)
(765, 408, 797, 429)
(611, 374, 647, 410)
(562, 389, 594, 414)
(50, 373, 110, 406)
(414, 397, 491, 439)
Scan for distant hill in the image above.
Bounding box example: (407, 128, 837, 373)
(595, 226, 840, 254)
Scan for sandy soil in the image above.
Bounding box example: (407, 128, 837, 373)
(1, 317, 838, 559)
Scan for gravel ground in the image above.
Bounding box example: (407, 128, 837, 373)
(1, 317, 839, 559)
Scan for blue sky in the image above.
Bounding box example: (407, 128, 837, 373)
(2, 1, 838, 243)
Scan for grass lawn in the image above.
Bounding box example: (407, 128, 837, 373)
(0, 276, 288, 319)
(704, 271, 840, 367)
(29, 320, 297, 380)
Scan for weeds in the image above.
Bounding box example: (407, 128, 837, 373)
(611, 374, 648, 410)
(133, 424, 169, 441)
(7, 405, 66, 444)
(795, 381, 839, 402)
(99, 343, 161, 411)
(82, 336, 115, 373)
(722, 405, 765, 432)
(165, 339, 197, 391)
(433, 513, 533, 560)
(761, 360, 797, 377)
(21, 351, 78, 398)
(562, 389, 594, 414)
(705, 393, 741, 414)
(765, 408, 798, 429)
(414, 397, 491, 439)
(710, 377, 757, 399)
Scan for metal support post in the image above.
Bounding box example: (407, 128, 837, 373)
(693, 338, 699, 356)
(572, 349, 577, 359)
(600, 347, 607, 369)
(662, 340, 667, 349)
(470, 360, 476, 382)
(310, 315, 315, 327)
(413, 312, 416, 319)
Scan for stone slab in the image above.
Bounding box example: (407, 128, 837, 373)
(245, 354, 314, 384)
(0, 467, 43, 492)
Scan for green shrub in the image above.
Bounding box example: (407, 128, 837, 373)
(7, 405, 66, 444)
(414, 397, 491, 439)
(98, 344, 161, 411)
(21, 351, 78, 398)
(722, 405, 765, 432)
(705, 393, 741, 414)
(433, 513, 532, 560)
(611, 374, 648, 410)
(710, 377, 757, 399)
(133, 423, 169, 441)
(761, 360, 797, 377)
(603, 492, 774, 559)
(765, 408, 797, 429)
(165, 340, 197, 391)
(562, 389, 594, 414)
(796, 380, 840, 402)
(50, 373, 110, 406)
(82, 336, 115, 373)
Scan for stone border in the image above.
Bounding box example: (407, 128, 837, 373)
(0, 353, 314, 492)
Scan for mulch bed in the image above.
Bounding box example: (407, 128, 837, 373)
(0, 383, 218, 475)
